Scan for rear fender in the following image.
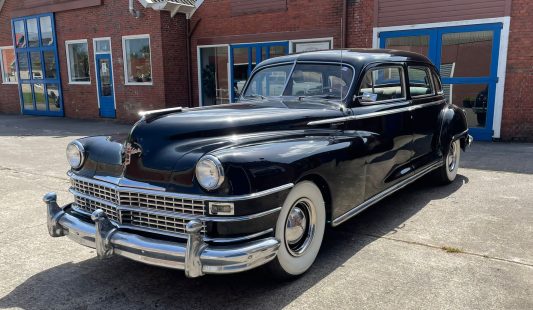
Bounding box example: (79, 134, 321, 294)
(438, 104, 469, 154)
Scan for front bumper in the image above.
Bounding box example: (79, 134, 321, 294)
(43, 193, 280, 278)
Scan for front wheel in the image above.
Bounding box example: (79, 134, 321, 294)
(267, 181, 326, 280)
(433, 139, 462, 184)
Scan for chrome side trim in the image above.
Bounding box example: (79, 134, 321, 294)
(139, 107, 183, 117)
(332, 160, 443, 227)
(204, 228, 274, 243)
(307, 101, 443, 126)
(70, 188, 282, 223)
(68, 171, 293, 202)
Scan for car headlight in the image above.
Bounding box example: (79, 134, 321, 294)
(66, 141, 85, 169)
(195, 155, 225, 191)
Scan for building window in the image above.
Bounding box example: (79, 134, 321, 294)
(122, 35, 152, 85)
(66, 40, 90, 84)
(0, 47, 17, 84)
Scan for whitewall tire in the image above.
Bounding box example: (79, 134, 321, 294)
(268, 181, 326, 279)
(434, 139, 461, 184)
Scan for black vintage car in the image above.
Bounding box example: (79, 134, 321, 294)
(44, 49, 472, 279)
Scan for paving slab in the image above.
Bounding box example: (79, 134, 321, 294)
(0, 114, 532, 310)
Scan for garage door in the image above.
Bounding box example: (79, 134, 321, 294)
(380, 23, 501, 141)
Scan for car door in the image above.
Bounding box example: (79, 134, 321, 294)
(407, 64, 446, 170)
(346, 63, 414, 200)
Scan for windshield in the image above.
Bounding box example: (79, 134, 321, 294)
(243, 63, 354, 100)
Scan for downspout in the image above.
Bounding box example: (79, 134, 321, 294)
(341, 0, 347, 48)
(129, 0, 141, 18)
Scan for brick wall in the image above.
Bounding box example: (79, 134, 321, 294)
(501, 0, 533, 141)
(0, 0, 21, 114)
(0, 0, 189, 122)
(346, 0, 375, 48)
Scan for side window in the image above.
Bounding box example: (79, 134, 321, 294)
(358, 66, 404, 103)
(408, 66, 434, 97)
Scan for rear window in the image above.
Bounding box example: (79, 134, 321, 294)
(408, 66, 434, 97)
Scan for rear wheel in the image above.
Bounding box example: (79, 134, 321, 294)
(268, 181, 326, 280)
(434, 139, 461, 184)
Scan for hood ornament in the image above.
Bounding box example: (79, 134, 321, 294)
(122, 142, 142, 167)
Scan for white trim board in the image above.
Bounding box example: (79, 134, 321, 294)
(373, 16, 511, 139)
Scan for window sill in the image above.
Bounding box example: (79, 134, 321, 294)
(125, 82, 153, 86)
(69, 81, 92, 85)
(2, 82, 18, 85)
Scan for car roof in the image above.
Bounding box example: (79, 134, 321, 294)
(258, 48, 432, 69)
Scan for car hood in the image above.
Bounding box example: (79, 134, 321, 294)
(84, 101, 345, 193)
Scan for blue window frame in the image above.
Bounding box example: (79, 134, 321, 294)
(12, 13, 63, 116)
(380, 23, 502, 141)
(230, 41, 289, 102)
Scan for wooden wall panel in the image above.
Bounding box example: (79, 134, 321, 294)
(230, 0, 287, 16)
(377, 0, 511, 27)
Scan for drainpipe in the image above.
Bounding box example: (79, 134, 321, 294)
(341, 0, 347, 48)
(129, 0, 141, 18)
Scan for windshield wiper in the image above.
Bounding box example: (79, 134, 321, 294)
(244, 94, 266, 100)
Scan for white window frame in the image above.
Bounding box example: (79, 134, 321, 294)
(65, 39, 91, 85)
(0, 46, 17, 85)
(289, 37, 334, 54)
(122, 34, 153, 86)
(197, 44, 230, 107)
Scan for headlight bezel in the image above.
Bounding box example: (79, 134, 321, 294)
(66, 140, 85, 169)
(195, 155, 225, 191)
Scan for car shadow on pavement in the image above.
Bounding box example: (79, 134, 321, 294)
(0, 175, 468, 310)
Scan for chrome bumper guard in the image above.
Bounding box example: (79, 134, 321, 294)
(43, 192, 280, 278)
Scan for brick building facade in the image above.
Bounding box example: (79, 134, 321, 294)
(0, 0, 531, 141)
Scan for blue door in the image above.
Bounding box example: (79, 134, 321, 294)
(230, 41, 289, 102)
(12, 13, 63, 116)
(95, 53, 115, 118)
(380, 23, 502, 141)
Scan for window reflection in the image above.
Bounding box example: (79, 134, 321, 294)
(27, 19, 39, 47)
(1, 48, 17, 83)
(21, 84, 33, 110)
(67, 42, 90, 82)
(40, 16, 54, 46)
(30, 52, 43, 79)
(17, 52, 30, 79)
(386, 35, 429, 57)
(441, 31, 493, 77)
(14, 20, 26, 48)
(47, 84, 60, 111)
(124, 37, 152, 83)
(200, 46, 229, 106)
(35, 83, 46, 110)
(43, 51, 56, 79)
(443, 83, 489, 128)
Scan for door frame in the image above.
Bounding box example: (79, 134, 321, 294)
(229, 41, 289, 102)
(373, 17, 511, 140)
(93, 37, 116, 117)
(12, 13, 64, 116)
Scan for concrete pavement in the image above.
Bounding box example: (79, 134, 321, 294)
(0, 114, 532, 309)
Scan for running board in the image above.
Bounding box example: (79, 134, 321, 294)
(331, 161, 444, 227)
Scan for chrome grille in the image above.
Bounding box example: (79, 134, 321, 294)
(70, 177, 205, 236)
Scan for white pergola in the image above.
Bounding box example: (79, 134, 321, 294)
(138, 0, 199, 18)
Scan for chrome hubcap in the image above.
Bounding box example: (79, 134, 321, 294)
(284, 199, 316, 257)
(447, 142, 457, 172)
